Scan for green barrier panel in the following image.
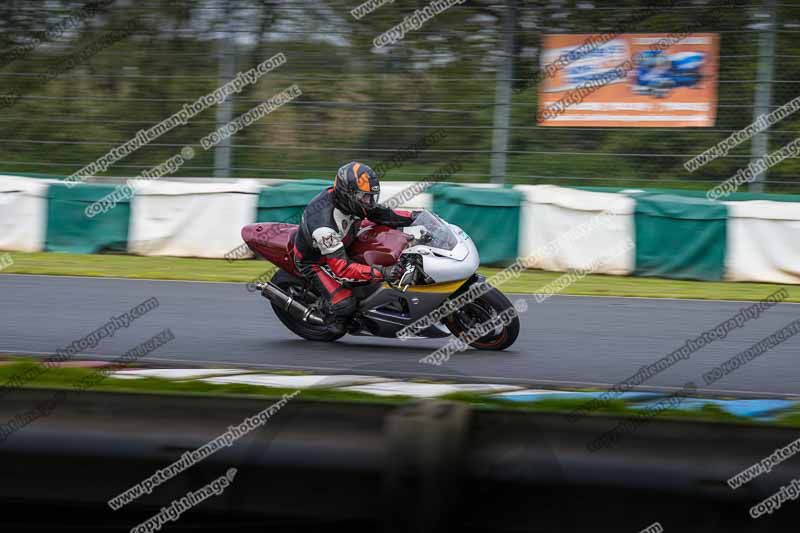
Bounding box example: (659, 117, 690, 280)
(256, 180, 332, 224)
(633, 193, 727, 281)
(45, 183, 130, 254)
(432, 185, 523, 265)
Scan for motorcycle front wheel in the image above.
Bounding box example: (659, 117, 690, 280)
(443, 287, 520, 351)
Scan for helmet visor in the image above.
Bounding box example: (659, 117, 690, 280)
(356, 191, 378, 209)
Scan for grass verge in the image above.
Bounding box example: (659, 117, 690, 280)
(2, 251, 797, 302)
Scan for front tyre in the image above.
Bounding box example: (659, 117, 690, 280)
(269, 270, 346, 342)
(443, 287, 520, 351)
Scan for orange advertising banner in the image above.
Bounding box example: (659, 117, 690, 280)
(537, 33, 720, 127)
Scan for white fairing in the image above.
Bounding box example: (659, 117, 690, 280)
(403, 223, 480, 283)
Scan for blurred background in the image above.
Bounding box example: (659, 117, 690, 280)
(1, 0, 799, 191)
(2, 3, 800, 531)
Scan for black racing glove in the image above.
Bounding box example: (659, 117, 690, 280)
(375, 263, 404, 283)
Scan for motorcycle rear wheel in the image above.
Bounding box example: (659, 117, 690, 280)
(443, 287, 520, 351)
(269, 271, 346, 342)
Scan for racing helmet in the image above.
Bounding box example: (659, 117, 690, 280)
(333, 161, 381, 217)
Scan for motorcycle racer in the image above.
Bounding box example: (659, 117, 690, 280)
(292, 161, 417, 324)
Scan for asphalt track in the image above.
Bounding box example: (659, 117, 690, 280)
(1, 274, 798, 397)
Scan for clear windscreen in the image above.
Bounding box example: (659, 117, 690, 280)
(406, 211, 459, 251)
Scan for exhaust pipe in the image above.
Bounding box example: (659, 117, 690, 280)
(258, 282, 326, 326)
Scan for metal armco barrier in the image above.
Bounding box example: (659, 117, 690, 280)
(1, 388, 799, 531)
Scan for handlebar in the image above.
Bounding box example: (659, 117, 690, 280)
(384, 261, 416, 292)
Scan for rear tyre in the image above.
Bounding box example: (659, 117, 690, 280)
(443, 287, 520, 351)
(269, 270, 346, 342)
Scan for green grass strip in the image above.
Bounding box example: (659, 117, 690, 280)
(2, 252, 797, 302)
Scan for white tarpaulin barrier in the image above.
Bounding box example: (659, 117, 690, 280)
(0, 175, 49, 252)
(129, 180, 259, 258)
(723, 200, 800, 284)
(378, 181, 434, 210)
(516, 185, 635, 275)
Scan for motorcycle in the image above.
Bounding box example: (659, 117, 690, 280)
(630, 50, 705, 98)
(241, 210, 519, 351)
